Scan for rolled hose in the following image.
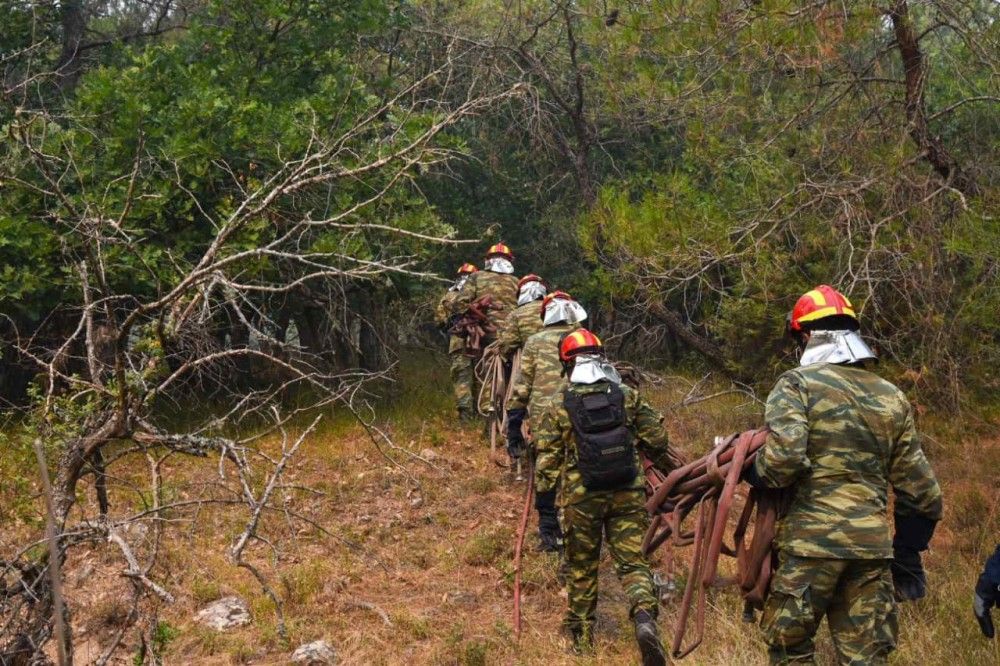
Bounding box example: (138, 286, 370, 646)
(642, 428, 789, 659)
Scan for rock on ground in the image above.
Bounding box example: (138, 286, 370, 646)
(194, 596, 251, 631)
(291, 640, 337, 665)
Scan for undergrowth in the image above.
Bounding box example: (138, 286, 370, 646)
(2, 352, 999, 664)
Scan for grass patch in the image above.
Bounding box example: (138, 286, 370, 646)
(462, 524, 510, 566)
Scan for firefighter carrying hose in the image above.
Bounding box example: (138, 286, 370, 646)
(744, 285, 943, 665)
(436, 263, 479, 421)
(452, 243, 519, 340)
(507, 291, 587, 549)
(452, 243, 519, 415)
(534, 329, 676, 664)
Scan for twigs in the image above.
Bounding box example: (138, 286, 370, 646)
(346, 600, 393, 627)
(32, 437, 70, 666)
(229, 414, 322, 641)
(1, 20, 523, 659)
(107, 530, 175, 604)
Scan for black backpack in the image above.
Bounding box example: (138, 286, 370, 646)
(564, 384, 637, 491)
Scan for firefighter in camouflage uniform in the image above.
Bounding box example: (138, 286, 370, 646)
(534, 329, 675, 666)
(435, 263, 478, 421)
(453, 243, 519, 415)
(497, 274, 547, 357)
(745, 285, 943, 665)
(452, 243, 519, 339)
(507, 291, 587, 548)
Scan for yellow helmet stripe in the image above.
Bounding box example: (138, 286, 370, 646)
(804, 289, 828, 307)
(797, 304, 857, 322)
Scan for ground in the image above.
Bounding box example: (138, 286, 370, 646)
(3, 353, 1000, 665)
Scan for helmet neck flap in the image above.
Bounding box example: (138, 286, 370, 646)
(799, 329, 877, 367)
(484, 257, 514, 274)
(543, 298, 587, 326)
(517, 280, 547, 305)
(569, 354, 622, 385)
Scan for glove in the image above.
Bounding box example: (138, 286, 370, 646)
(891, 548, 926, 601)
(891, 513, 937, 602)
(975, 574, 999, 638)
(974, 546, 1000, 638)
(741, 459, 768, 488)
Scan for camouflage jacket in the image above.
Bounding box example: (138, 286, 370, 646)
(753, 362, 943, 559)
(497, 300, 545, 356)
(506, 323, 576, 414)
(435, 288, 467, 354)
(534, 381, 676, 506)
(452, 270, 518, 330)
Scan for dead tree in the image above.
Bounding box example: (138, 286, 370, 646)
(0, 44, 521, 662)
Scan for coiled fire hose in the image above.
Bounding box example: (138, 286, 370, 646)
(642, 428, 789, 659)
(476, 343, 520, 466)
(450, 295, 500, 355)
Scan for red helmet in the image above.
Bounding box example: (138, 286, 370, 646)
(559, 328, 603, 362)
(518, 274, 546, 289)
(456, 263, 478, 275)
(485, 243, 514, 260)
(788, 285, 859, 333)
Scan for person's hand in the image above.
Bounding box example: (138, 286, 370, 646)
(891, 513, 937, 602)
(975, 574, 998, 638)
(891, 548, 926, 601)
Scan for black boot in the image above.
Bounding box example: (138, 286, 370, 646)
(633, 610, 666, 666)
(457, 406, 476, 424)
(536, 529, 561, 552)
(534, 490, 562, 552)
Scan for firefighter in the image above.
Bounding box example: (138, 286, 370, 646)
(507, 291, 587, 546)
(497, 274, 547, 358)
(435, 263, 479, 421)
(452, 243, 519, 339)
(533, 329, 674, 665)
(745, 285, 943, 665)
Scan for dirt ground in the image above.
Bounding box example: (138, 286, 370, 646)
(5, 356, 1000, 665)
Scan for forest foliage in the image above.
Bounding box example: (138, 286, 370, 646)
(3, 0, 997, 413)
(1, 1, 999, 662)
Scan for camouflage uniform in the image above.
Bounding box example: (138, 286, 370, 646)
(452, 269, 519, 333)
(435, 287, 475, 416)
(534, 381, 676, 639)
(497, 300, 545, 357)
(506, 323, 578, 539)
(751, 362, 943, 665)
(506, 323, 577, 415)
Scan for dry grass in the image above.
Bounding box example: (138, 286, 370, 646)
(4, 355, 1000, 664)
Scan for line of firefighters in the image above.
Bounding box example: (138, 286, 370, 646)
(435, 244, 998, 665)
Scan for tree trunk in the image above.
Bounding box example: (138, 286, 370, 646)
(57, 1, 86, 93)
(888, 1, 978, 196)
(647, 301, 742, 380)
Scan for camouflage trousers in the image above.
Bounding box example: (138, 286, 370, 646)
(762, 553, 897, 665)
(449, 349, 476, 414)
(562, 489, 658, 637)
